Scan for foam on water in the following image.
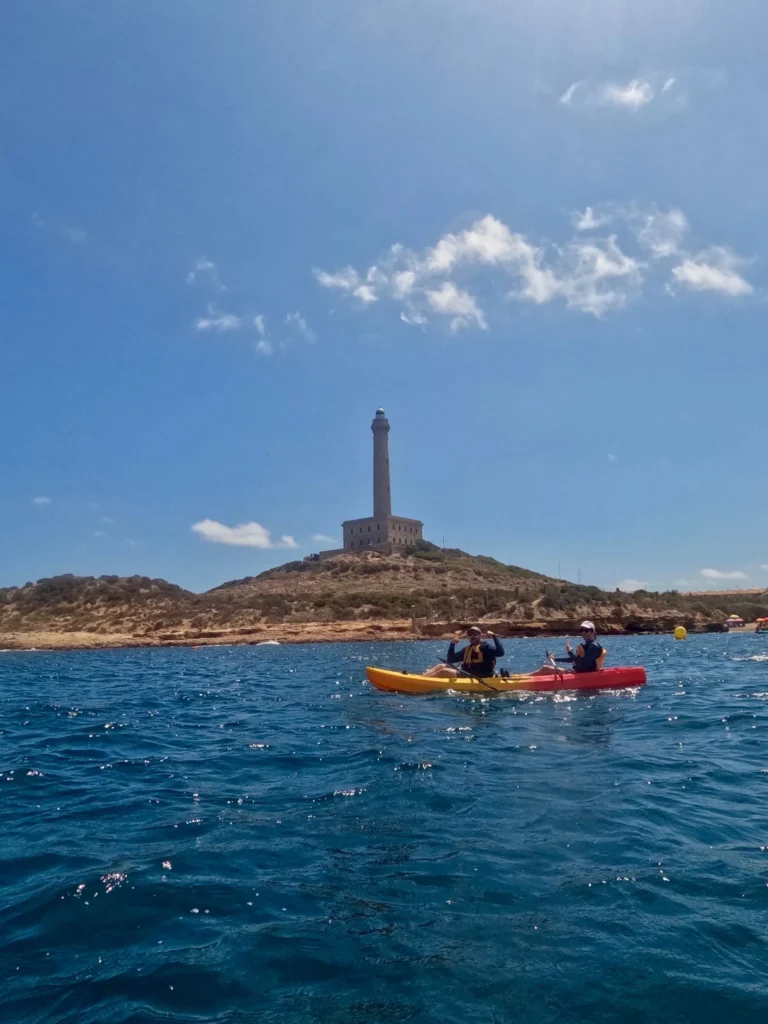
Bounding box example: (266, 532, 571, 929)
(2, 635, 768, 1024)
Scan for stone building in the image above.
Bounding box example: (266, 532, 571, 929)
(318, 409, 424, 557)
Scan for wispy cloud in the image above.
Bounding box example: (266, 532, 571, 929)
(700, 568, 748, 581)
(636, 208, 689, 259)
(191, 519, 298, 549)
(32, 496, 52, 506)
(194, 305, 242, 332)
(425, 282, 487, 331)
(670, 247, 753, 296)
(191, 302, 304, 355)
(285, 311, 316, 343)
(574, 206, 610, 231)
(32, 213, 87, 244)
(186, 258, 227, 291)
(312, 533, 339, 544)
(600, 79, 655, 110)
(616, 579, 649, 592)
(313, 267, 379, 304)
(559, 81, 584, 106)
(251, 315, 274, 355)
(560, 75, 668, 111)
(314, 205, 753, 331)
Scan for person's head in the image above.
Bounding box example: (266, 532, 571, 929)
(468, 626, 483, 643)
(579, 620, 596, 640)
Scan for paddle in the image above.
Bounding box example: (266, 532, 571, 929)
(434, 659, 500, 692)
(545, 648, 565, 681)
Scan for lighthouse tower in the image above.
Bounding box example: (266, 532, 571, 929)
(317, 409, 424, 557)
(372, 408, 392, 519)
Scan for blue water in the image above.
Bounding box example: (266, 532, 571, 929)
(2, 635, 768, 1024)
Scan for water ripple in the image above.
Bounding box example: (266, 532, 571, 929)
(2, 636, 768, 1022)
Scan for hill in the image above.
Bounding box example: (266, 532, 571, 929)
(1, 544, 767, 649)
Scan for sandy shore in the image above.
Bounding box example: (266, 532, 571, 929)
(0, 620, 424, 651)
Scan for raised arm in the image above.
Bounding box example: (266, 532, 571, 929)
(446, 641, 464, 665)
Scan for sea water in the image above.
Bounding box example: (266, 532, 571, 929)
(2, 635, 768, 1024)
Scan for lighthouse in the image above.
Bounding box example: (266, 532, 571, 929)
(317, 409, 424, 557)
(372, 408, 392, 519)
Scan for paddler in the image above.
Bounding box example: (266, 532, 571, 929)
(531, 620, 606, 675)
(424, 626, 505, 679)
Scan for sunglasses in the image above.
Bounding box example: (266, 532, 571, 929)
(579, 628, 594, 633)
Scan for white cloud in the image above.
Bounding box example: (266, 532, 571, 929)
(314, 207, 752, 330)
(560, 81, 584, 106)
(616, 579, 649, 592)
(670, 247, 753, 296)
(600, 79, 654, 110)
(100, 516, 115, 524)
(191, 519, 299, 549)
(700, 568, 748, 581)
(313, 266, 380, 304)
(393, 270, 416, 298)
(761, 565, 768, 571)
(314, 266, 359, 291)
(574, 206, 611, 232)
(254, 339, 273, 356)
(556, 236, 643, 315)
(186, 259, 223, 289)
(253, 314, 266, 336)
(559, 75, 686, 112)
(636, 208, 689, 259)
(312, 533, 339, 544)
(93, 530, 106, 538)
(32, 496, 52, 506)
(285, 311, 316, 343)
(400, 309, 428, 326)
(194, 305, 242, 332)
(423, 215, 526, 273)
(354, 284, 378, 304)
(426, 282, 487, 331)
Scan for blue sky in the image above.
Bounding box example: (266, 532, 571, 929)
(1, 0, 766, 594)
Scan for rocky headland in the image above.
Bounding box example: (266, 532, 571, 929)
(1, 544, 766, 651)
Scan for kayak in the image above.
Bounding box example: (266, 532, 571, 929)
(365, 665, 646, 695)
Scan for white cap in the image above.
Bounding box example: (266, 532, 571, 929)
(580, 620, 596, 631)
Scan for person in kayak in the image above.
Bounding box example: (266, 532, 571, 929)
(531, 621, 606, 675)
(424, 626, 505, 678)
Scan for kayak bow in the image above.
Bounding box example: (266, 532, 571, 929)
(365, 665, 646, 695)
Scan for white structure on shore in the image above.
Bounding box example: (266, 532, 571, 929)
(318, 409, 424, 558)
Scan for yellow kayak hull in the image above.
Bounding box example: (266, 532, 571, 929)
(365, 665, 647, 695)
